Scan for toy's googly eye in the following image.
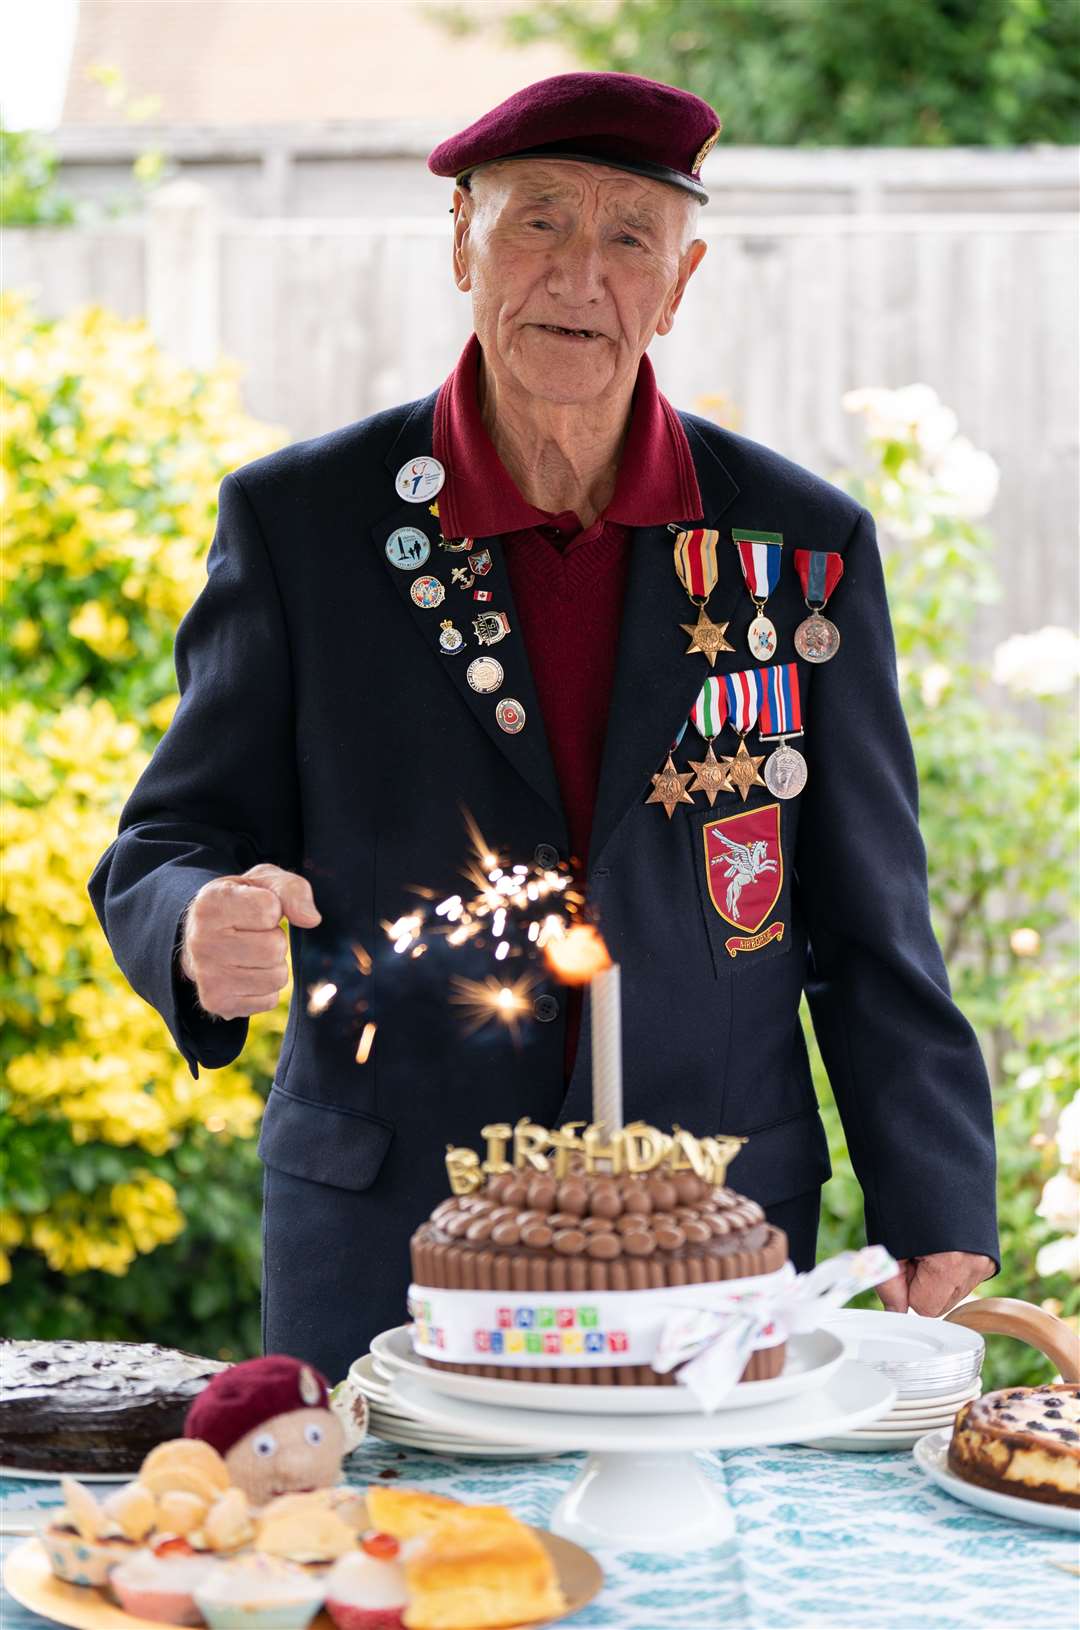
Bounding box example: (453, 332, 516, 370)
(304, 1423, 324, 1447)
(252, 1432, 277, 1457)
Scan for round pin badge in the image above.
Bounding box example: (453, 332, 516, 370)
(439, 620, 464, 654)
(467, 656, 504, 694)
(395, 456, 445, 505)
(385, 527, 430, 570)
(410, 575, 445, 609)
(495, 697, 526, 735)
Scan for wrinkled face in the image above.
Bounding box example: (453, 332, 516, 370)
(223, 1407, 345, 1504)
(452, 159, 706, 406)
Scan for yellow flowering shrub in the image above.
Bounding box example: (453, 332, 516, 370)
(1, 292, 290, 1355)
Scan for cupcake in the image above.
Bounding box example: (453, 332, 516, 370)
(43, 1477, 143, 1585)
(109, 1546, 217, 1624)
(194, 1553, 326, 1630)
(324, 1541, 407, 1630)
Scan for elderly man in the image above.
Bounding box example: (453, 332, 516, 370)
(89, 73, 997, 1381)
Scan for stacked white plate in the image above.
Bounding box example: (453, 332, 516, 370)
(348, 1351, 555, 1459)
(802, 1309, 985, 1451)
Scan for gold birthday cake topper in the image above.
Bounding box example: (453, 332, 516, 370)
(445, 1118, 747, 1195)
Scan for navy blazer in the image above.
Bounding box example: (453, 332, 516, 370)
(88, 392, 998, 1367)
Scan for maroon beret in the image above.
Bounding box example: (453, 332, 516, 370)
(428, 71, 721, 203)
(184, 1355, 331, 1456)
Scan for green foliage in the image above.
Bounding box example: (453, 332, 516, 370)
(434, 0, 1080, 145)
(1, 127, 77, 225)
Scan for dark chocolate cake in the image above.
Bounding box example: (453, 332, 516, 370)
(0, 1340, 229, 1473)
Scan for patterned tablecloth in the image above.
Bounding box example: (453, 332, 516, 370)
(2, 1437, 1074, 1630)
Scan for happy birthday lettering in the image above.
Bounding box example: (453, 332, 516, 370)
(445, 1118, 747, 1195)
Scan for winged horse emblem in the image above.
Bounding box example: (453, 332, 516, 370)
(710, 832, 778, 922)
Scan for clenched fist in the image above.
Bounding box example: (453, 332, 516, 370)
(177, 863, 321, 1020)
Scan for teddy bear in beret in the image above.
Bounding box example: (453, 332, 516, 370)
(184, 1354, 348, 1505)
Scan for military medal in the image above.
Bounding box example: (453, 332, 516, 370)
(732, 530, 783, 662)
(672, 527, 734, 666)
(473, 610, 511, 646)
(646, 753, 695, 818)
(438, 619, 465, 654)
(385, 526, 430, 569)
(757, 662, 808, 800)
(410, 574, 445, 609)
(395, 456, 445, 504)
(467, 655, 503, 693)
(720, 670, 767, 801)
(793, 549, 844, 663)
(687, 676, 732, 805)
(451, 565, 474, 590)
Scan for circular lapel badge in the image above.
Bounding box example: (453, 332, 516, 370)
(385, 527, 430, 570)
(495, 697, 526, 735)
(467, 656, 504, 694)
(410, 575, 445, 609)
(395, 456, 445, 504)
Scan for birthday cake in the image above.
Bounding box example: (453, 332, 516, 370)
(947, 1383, 1080, 1508)
(409, 1121, 788, 1386)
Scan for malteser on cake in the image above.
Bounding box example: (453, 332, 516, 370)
(948, 1383, 1080, 1508)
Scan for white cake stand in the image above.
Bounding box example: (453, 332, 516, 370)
(389, 1360, 896, 1552)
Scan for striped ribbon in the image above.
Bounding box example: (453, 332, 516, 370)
(673, 529, 721, 600)
(691, 676, 728, 740)
(758, 662, 803, 739)
(733, 531, 783, 600)
(793, 549, 844, 606)
(722, 669, 762, 735)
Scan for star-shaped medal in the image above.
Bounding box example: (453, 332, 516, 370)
(721, 738, 767, 802)
(687, 743, 733, 806)
(646, 754, 695, 818)
(680, 605, 735, 666)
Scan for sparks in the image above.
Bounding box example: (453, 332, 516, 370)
(355, 1022, 377, 1064)
(449, 974, 535, 1037)
(307, 980, 338, 1015)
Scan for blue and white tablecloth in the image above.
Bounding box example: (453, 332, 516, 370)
(2, 1438, 1074, 1630)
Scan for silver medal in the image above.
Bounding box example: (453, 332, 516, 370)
(747, 613, 778, 662)
(794, 611, 840, 664)
(763, 741, 808, 800)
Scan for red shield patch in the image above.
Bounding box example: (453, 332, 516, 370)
(703, 803, 783, 934)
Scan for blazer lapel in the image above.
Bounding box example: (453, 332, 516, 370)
(373, 399, 566, 830)
(588, 423, 743, 871)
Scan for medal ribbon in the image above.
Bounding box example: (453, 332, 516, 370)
(793, 549, 844, 607)
(732, 531, 782, 600)
(673, 529, 721, 602)
(691, 677, 728, 740)
(758, 663, 802, 738)
(722, 669, 761, 735)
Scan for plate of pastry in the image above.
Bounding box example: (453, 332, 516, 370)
(913, 1382, 1080, 1532)
(3, 1475, 603, 1630)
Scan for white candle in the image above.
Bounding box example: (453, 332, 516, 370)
(591, 961, 623, 1137)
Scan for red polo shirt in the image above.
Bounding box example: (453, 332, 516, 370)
(433, 332, 702, 1077)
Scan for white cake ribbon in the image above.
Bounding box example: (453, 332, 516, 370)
(651, 1244, 899, 1411)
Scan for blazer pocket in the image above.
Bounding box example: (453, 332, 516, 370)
(690, 798, 792, 978)
(257, 1084, 394, 1192)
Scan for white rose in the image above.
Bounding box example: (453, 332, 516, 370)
(1035, 1234, 1080, 1280)
(1036, 1172, 1080, 1232)
(1056, 1092, 1080, 1167)
(927, 436, 999, 519)
(992, 627, 1080, 697)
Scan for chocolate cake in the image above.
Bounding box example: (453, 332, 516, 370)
(0, 1340, 229, 1473)
(410, 1166, 788, 1385)
(948, 1382, 1080, 1508)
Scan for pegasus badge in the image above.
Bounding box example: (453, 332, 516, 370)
(710, 835, 778, 922)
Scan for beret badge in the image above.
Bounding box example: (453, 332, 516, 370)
(692, 125, 722, 175)
(298, 1364, 321, 1406)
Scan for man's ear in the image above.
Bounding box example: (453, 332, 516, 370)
(656, 238, 707, 337)
(452, 187, 474, 292)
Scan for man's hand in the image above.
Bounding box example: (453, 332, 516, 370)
(877, 1251, 997, 1316)
(178, 863, 321, 1020)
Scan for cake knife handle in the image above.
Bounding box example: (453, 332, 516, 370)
(945, 1296, 1080, 1382)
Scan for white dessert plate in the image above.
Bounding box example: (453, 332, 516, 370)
(802, 1432, 923, 1453)
(885, 1386, 981, 1415)
(365, 1421, 558, 1458)
(368, 1324, 845, 1415)
(389, 1360, 896, 1450)
(818, 1310, 982, 1394)
(913, 1427, 1080, 1532)
(0, 1466, 131, 1484)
